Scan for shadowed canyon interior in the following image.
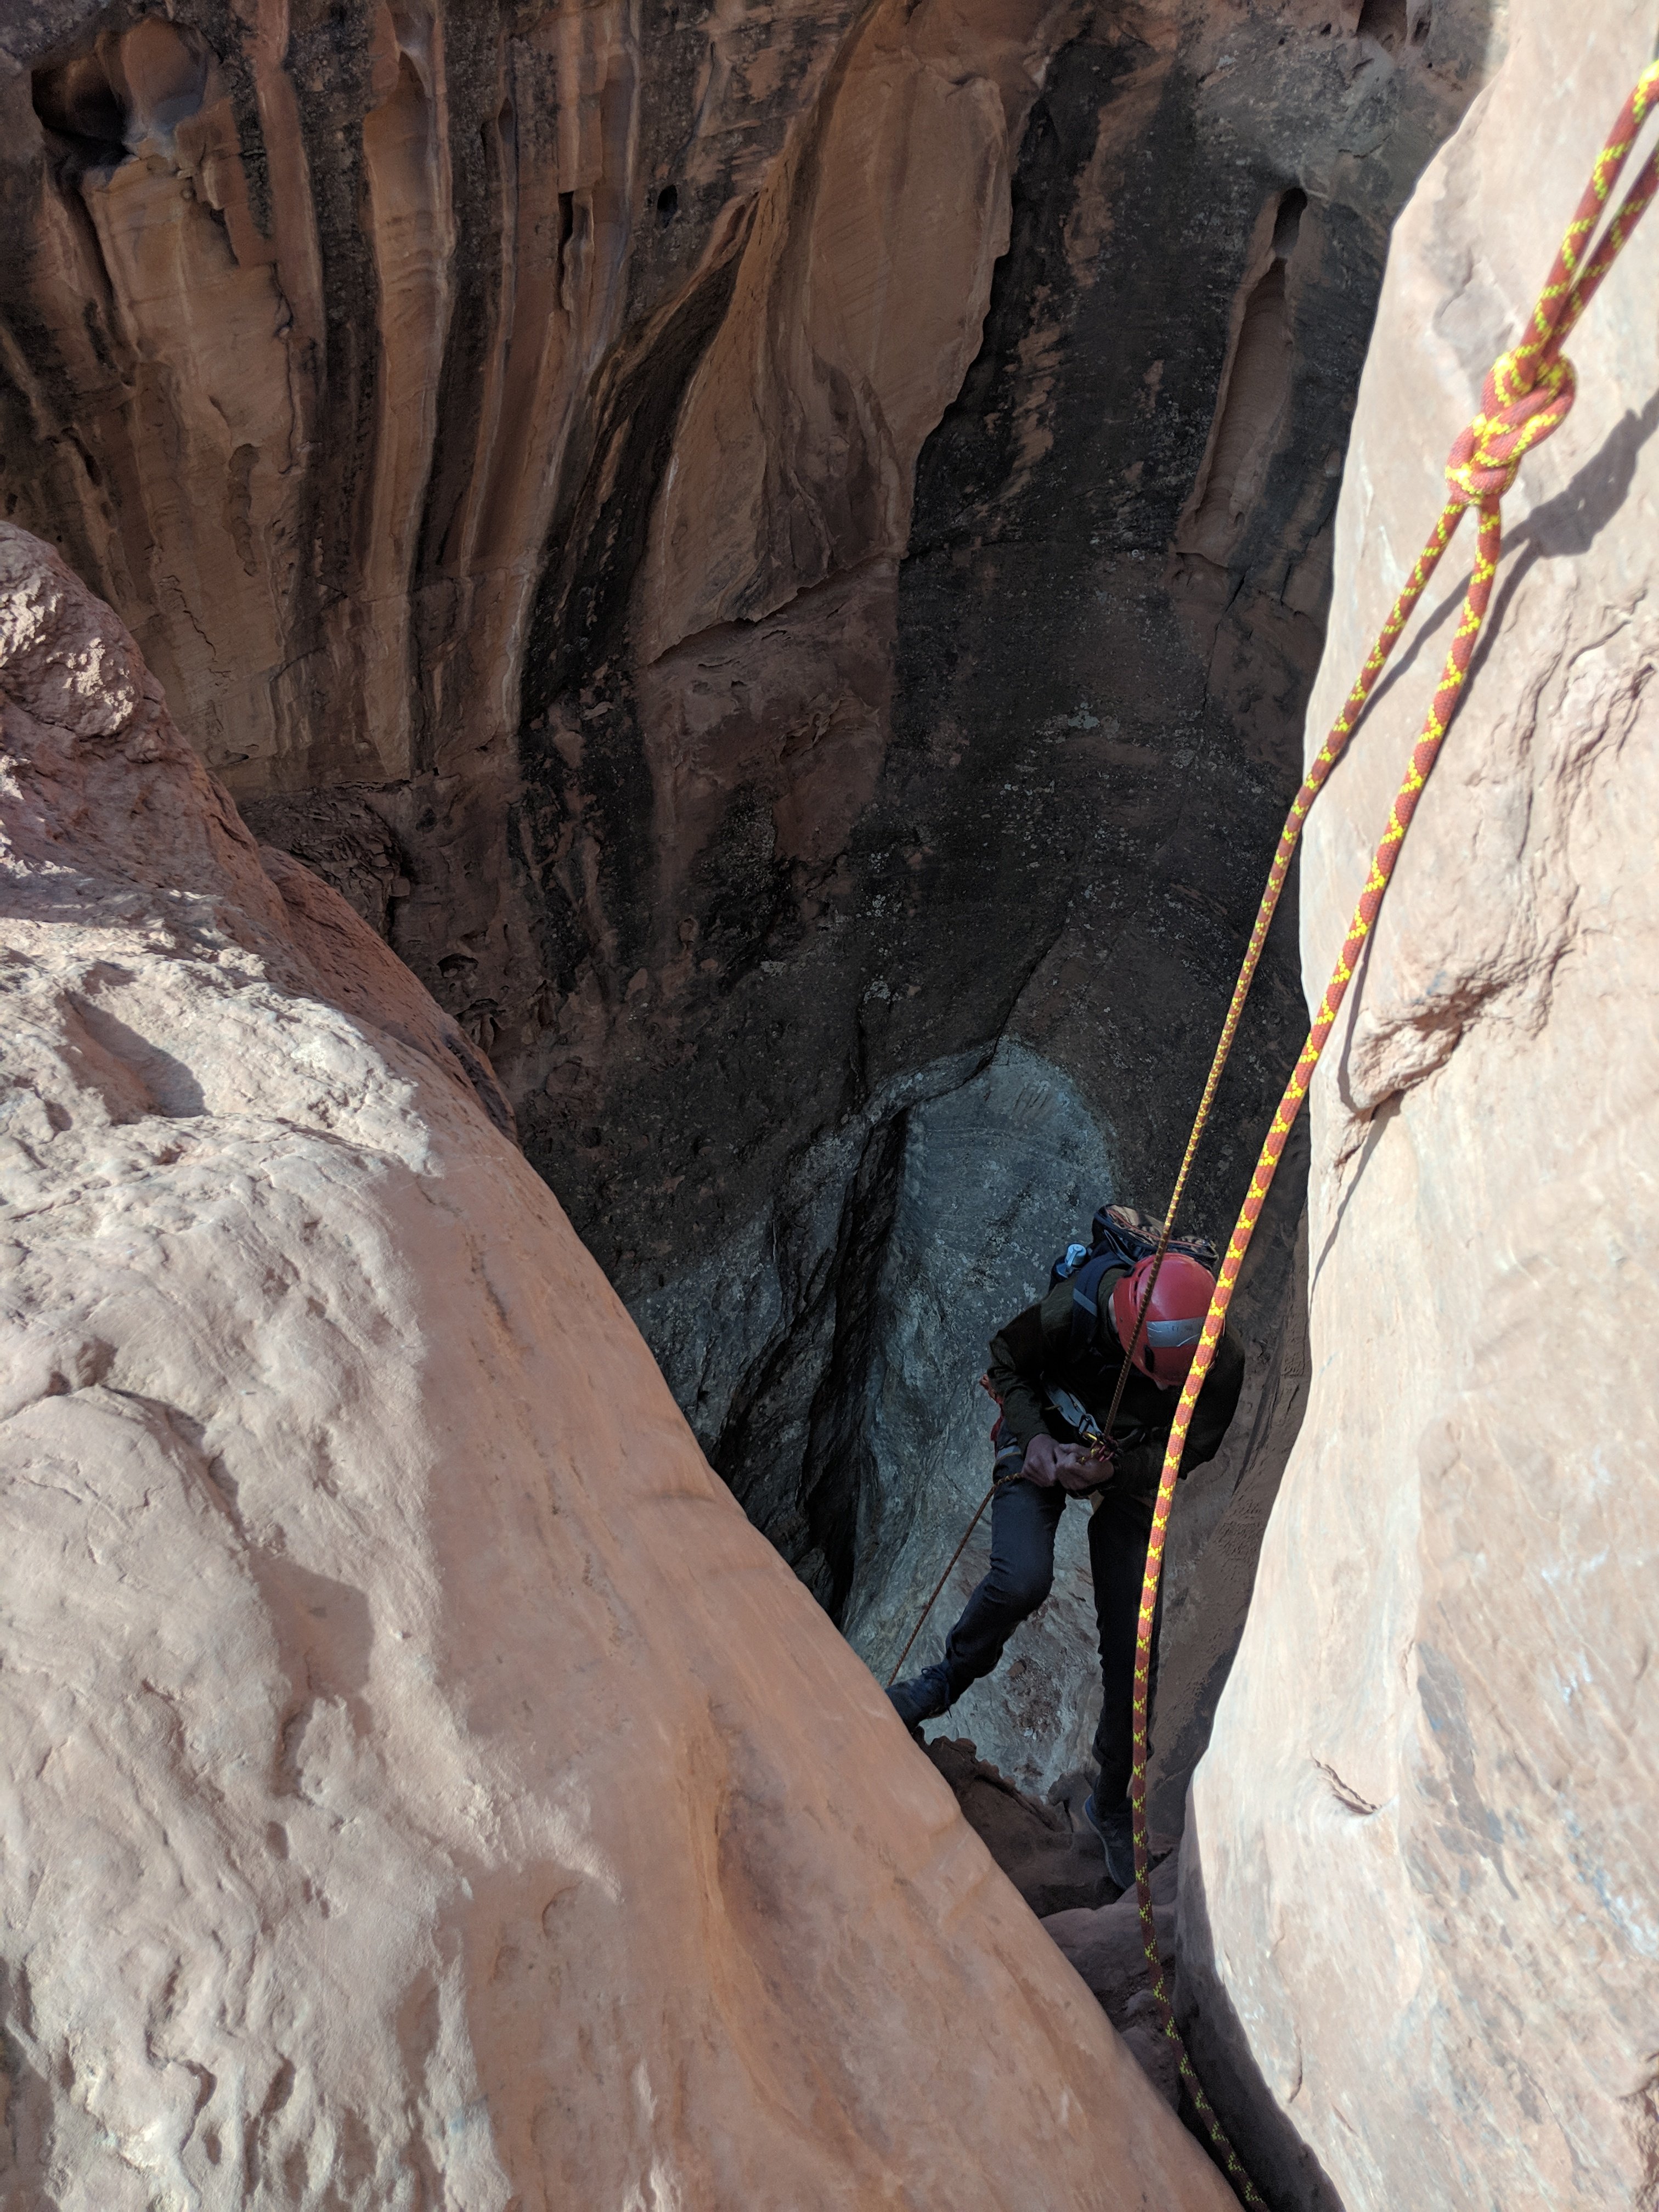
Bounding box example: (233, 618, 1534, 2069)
(4, 0, 1657, 2204)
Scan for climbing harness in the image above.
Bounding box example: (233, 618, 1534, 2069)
(1121, 62, 1659, 2207)
(885, 1306, 1150, 1691)
(883, 54, 1659, 2203)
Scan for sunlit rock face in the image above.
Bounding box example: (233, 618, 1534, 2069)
(2, 1, 1493, 1758)
(1180, 7, 1659, 2207)
(0, 518, 1244, 2208)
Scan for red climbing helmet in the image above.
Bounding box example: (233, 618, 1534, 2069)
(1109, 1252, 1216, 1386)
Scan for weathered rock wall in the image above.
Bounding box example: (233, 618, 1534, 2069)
(0, 519, 1240, 2208)
(1181, 8, 1659, 2206)
(1, 0, 1493, 1197)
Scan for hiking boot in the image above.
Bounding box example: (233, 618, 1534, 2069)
(887, 1663, 953, 1731)
(1084, 1791, 1137, 1891)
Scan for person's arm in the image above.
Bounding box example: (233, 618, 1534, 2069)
(985, 1301, 1049, 1456)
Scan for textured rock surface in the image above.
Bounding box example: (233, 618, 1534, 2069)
(1182, 8, 1659, 2208)
(0, 521, 1240, 2208)
(1, 12, 1492, 1259)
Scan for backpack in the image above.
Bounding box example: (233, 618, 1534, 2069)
(1049, 1204, 1220, 1364)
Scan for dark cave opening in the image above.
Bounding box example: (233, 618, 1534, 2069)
(32, 55, 129, 174)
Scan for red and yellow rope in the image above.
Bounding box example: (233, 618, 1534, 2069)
(1125, 62, 1659, 2204)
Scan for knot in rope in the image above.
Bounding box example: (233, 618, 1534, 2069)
(1444, 344, 1576, 504)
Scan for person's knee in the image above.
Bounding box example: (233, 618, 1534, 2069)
(991, 1559, 1053, 1617)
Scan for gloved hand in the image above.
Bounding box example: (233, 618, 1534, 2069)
(1020, 1434, 1074, 1487)
(1021, 1433, 1108, 1489)
(1058, 1436, 1115, 1494)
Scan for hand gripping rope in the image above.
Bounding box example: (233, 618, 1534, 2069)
(1120, 62, 1659, 2205)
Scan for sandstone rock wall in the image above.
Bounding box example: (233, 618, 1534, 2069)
(1, 0, 1049, 785)
(1, 0, 1492, 1184)
(1181, 7, 1659, 2205)
(0, 520, 1239, 2207)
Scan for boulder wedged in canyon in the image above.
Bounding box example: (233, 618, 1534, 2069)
(1047, 1858, 1182, 2114)
(1181, 7, 1659, 2208)
(923, 1734, 1186, 2111)
(0, 522, 1239, 2206)
(923, 1734, 1116, 1918)
(0, 0, 1501, 1780)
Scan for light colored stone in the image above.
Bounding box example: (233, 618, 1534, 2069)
(1183, 8, 1659, 2207)
(0, 521, 1235, 2207)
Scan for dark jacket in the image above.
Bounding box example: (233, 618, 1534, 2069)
(986, 1269, 1244, 1500)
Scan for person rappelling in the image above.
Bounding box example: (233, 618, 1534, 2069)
(885, 1205, 1244, 1889)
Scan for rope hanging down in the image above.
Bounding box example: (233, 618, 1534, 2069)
(1122, 61, 1659, 2207)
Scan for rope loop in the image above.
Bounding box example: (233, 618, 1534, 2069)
(1444, 345, 1576, 504)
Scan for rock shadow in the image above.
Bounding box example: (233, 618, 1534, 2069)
(1323, 388, 1659, 738)
(67, 996, 206, 1118)
(0, 1962, 61, 2210)
(1470, 388, 1659, 672)
(1175, 1824, 1348, 2212)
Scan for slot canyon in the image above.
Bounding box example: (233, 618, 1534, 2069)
(1, 0, 1655, 2205)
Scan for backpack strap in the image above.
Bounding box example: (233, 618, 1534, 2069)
(1056, 1206, 1221, 1358)
(1067, 1253, 1127, 1361)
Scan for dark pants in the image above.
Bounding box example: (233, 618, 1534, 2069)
(940, 1475, 1160, 1807)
